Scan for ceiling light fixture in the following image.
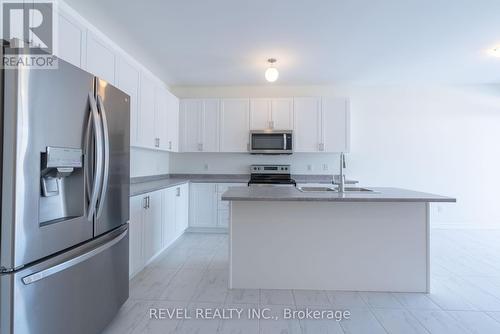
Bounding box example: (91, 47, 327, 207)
(265, 58, 279, 82)
(491, 47, 500, 57)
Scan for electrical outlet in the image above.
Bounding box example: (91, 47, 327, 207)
(307, 164, 312, 171)
(204, 163, 209, 171)
(322, 164, 329, 171)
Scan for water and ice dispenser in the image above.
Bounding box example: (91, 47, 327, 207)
(39, 146, 84, 226)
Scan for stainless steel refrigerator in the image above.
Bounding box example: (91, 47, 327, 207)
(0, 44, 130, 334)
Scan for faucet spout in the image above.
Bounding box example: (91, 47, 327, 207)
(338, 152, 346, 193)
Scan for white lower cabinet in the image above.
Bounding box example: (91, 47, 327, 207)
(189, 182, 245, 230)
(129, 183, 189, 278)
(129, 196, 145, 278)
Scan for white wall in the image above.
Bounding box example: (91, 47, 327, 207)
(130, 148, 170, 177)
(170, 84, 500, 228)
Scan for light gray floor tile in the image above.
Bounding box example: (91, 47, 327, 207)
(102, 299, 151, 334)
(293, 290, 331, 307)
(259, 305, 301, 334)
(260, 289, 295, 305)
(133, 301, 187, 334)
(392, 292, 441, 310)
(192, 269, 229, 303)
(339, 308, 387, 334)
(296, 305, 345, 334)
(129, 267, 178, 300)
(448, 310, 500, 334)
(428, 278, 477, 311)
(218, 303, 260, 334)
(160, 268, 206, 301)
(411, 310, 470, 334)
(175, 302, 222, 334)
(360, 292, 403, 309)
(372, 308, 429, 334)
(488, 311, 500, 323)
(327, 291, 369, 309)
(226, 289, 260, 304)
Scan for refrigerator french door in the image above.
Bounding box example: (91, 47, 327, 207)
(1, 47, 130, 334)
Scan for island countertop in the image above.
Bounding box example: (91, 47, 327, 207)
(221, 186, 456, 203)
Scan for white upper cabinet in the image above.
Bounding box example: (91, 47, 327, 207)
(250, 98, 293, 130)
(271, 98, 294, 130)
(294, 97, 322, 152)
(165, 90, 180, 152)
(201, 99, 220, 152)
(321, 97, 350, 153)
(220, 99, 250, 152)
(137, 72, 156, 149)
(85, 31, 115, 84)
(250, 99, 271, 130)
(154, 86, 169, 150)
(56, 11, 85, 68)
(180, 99, 202, 152)
(116, 57, 140, 147)
(180, 99, 219, 152)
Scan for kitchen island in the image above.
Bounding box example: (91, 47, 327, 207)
(221, 186, 455, 293)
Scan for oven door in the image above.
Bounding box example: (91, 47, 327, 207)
(249, 131, 293, 154)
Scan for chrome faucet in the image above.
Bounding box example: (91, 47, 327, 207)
(338, 152, 346, 193)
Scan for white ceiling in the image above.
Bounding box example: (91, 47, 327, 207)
(65, 0, 500, 86)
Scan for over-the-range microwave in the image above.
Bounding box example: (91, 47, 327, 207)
(249, 130, 293, 154)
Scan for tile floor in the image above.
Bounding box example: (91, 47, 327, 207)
(103, 229, 500, 333)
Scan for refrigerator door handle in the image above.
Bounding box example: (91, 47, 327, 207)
(85, 93, 104, 221)
(96, 95, 110, 219)
(22, 228, 128, 285)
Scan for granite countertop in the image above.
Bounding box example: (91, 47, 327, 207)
(221, 186, 456, 203)
(130, 174, 358, 197)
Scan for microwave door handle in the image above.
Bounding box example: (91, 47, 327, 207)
(96, 95, 110, 219)
(86, 93, 104, 221)
(283, 133, 287, 150)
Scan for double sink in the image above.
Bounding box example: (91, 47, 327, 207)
(298, 186, 377, 193)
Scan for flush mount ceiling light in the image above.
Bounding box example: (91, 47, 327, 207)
(265, 58, 279, 82)
(491, 47, 500, 57)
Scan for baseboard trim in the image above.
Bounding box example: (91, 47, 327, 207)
(186, 227, 228, 234)
(432, 223, 500, 230)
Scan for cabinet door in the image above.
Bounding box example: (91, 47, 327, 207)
(321, 97, 350, 153)
(180, 99, 202, 152)
(166, 90, 179, 152)
(271, 98, 293, 130)
(129, 196, 145, 278)
(175, 183, 189, 234)
(294, 97, 322, 152)
(216, 183, 244, 228)
(138, 72, 156, 148)
(202, 99, 220, 152)
(220, 99, 250, 152)
(116, 57, 140, 146)
(189, 183, 217, 227)
(154, 87, 169, 150)
(86, 31, 115, 84)
(250, 99, 271, 130)
(143, 191, 163, 262)
(162, 187, 176, 248)
(56, 11, 85, 68)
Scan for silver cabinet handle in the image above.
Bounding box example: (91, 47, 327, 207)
(319, 143, 325, 151)
(22, 229, 128, 285)
(283, 133, 287, 150)
(96, 95, 110, 219)
(168, 141, 172, 150)
(86, 92, 103, 221)
(147, 196, 150, 209)
(176, 187, 180, 197)
(143, 197, 148, 209)
(157, 138, 160, 147)
(198, 143, 203, 151)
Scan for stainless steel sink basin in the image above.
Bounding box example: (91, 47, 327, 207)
(298, 186, 337, 192)
(298, 186, 377, 193)
(343, 187, 376, 192)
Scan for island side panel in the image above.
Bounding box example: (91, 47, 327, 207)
(229, 201, 429, 292)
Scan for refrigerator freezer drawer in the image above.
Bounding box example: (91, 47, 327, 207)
(0, 226, 129, 334)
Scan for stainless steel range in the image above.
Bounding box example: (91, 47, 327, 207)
(248, 164, 296, 186)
